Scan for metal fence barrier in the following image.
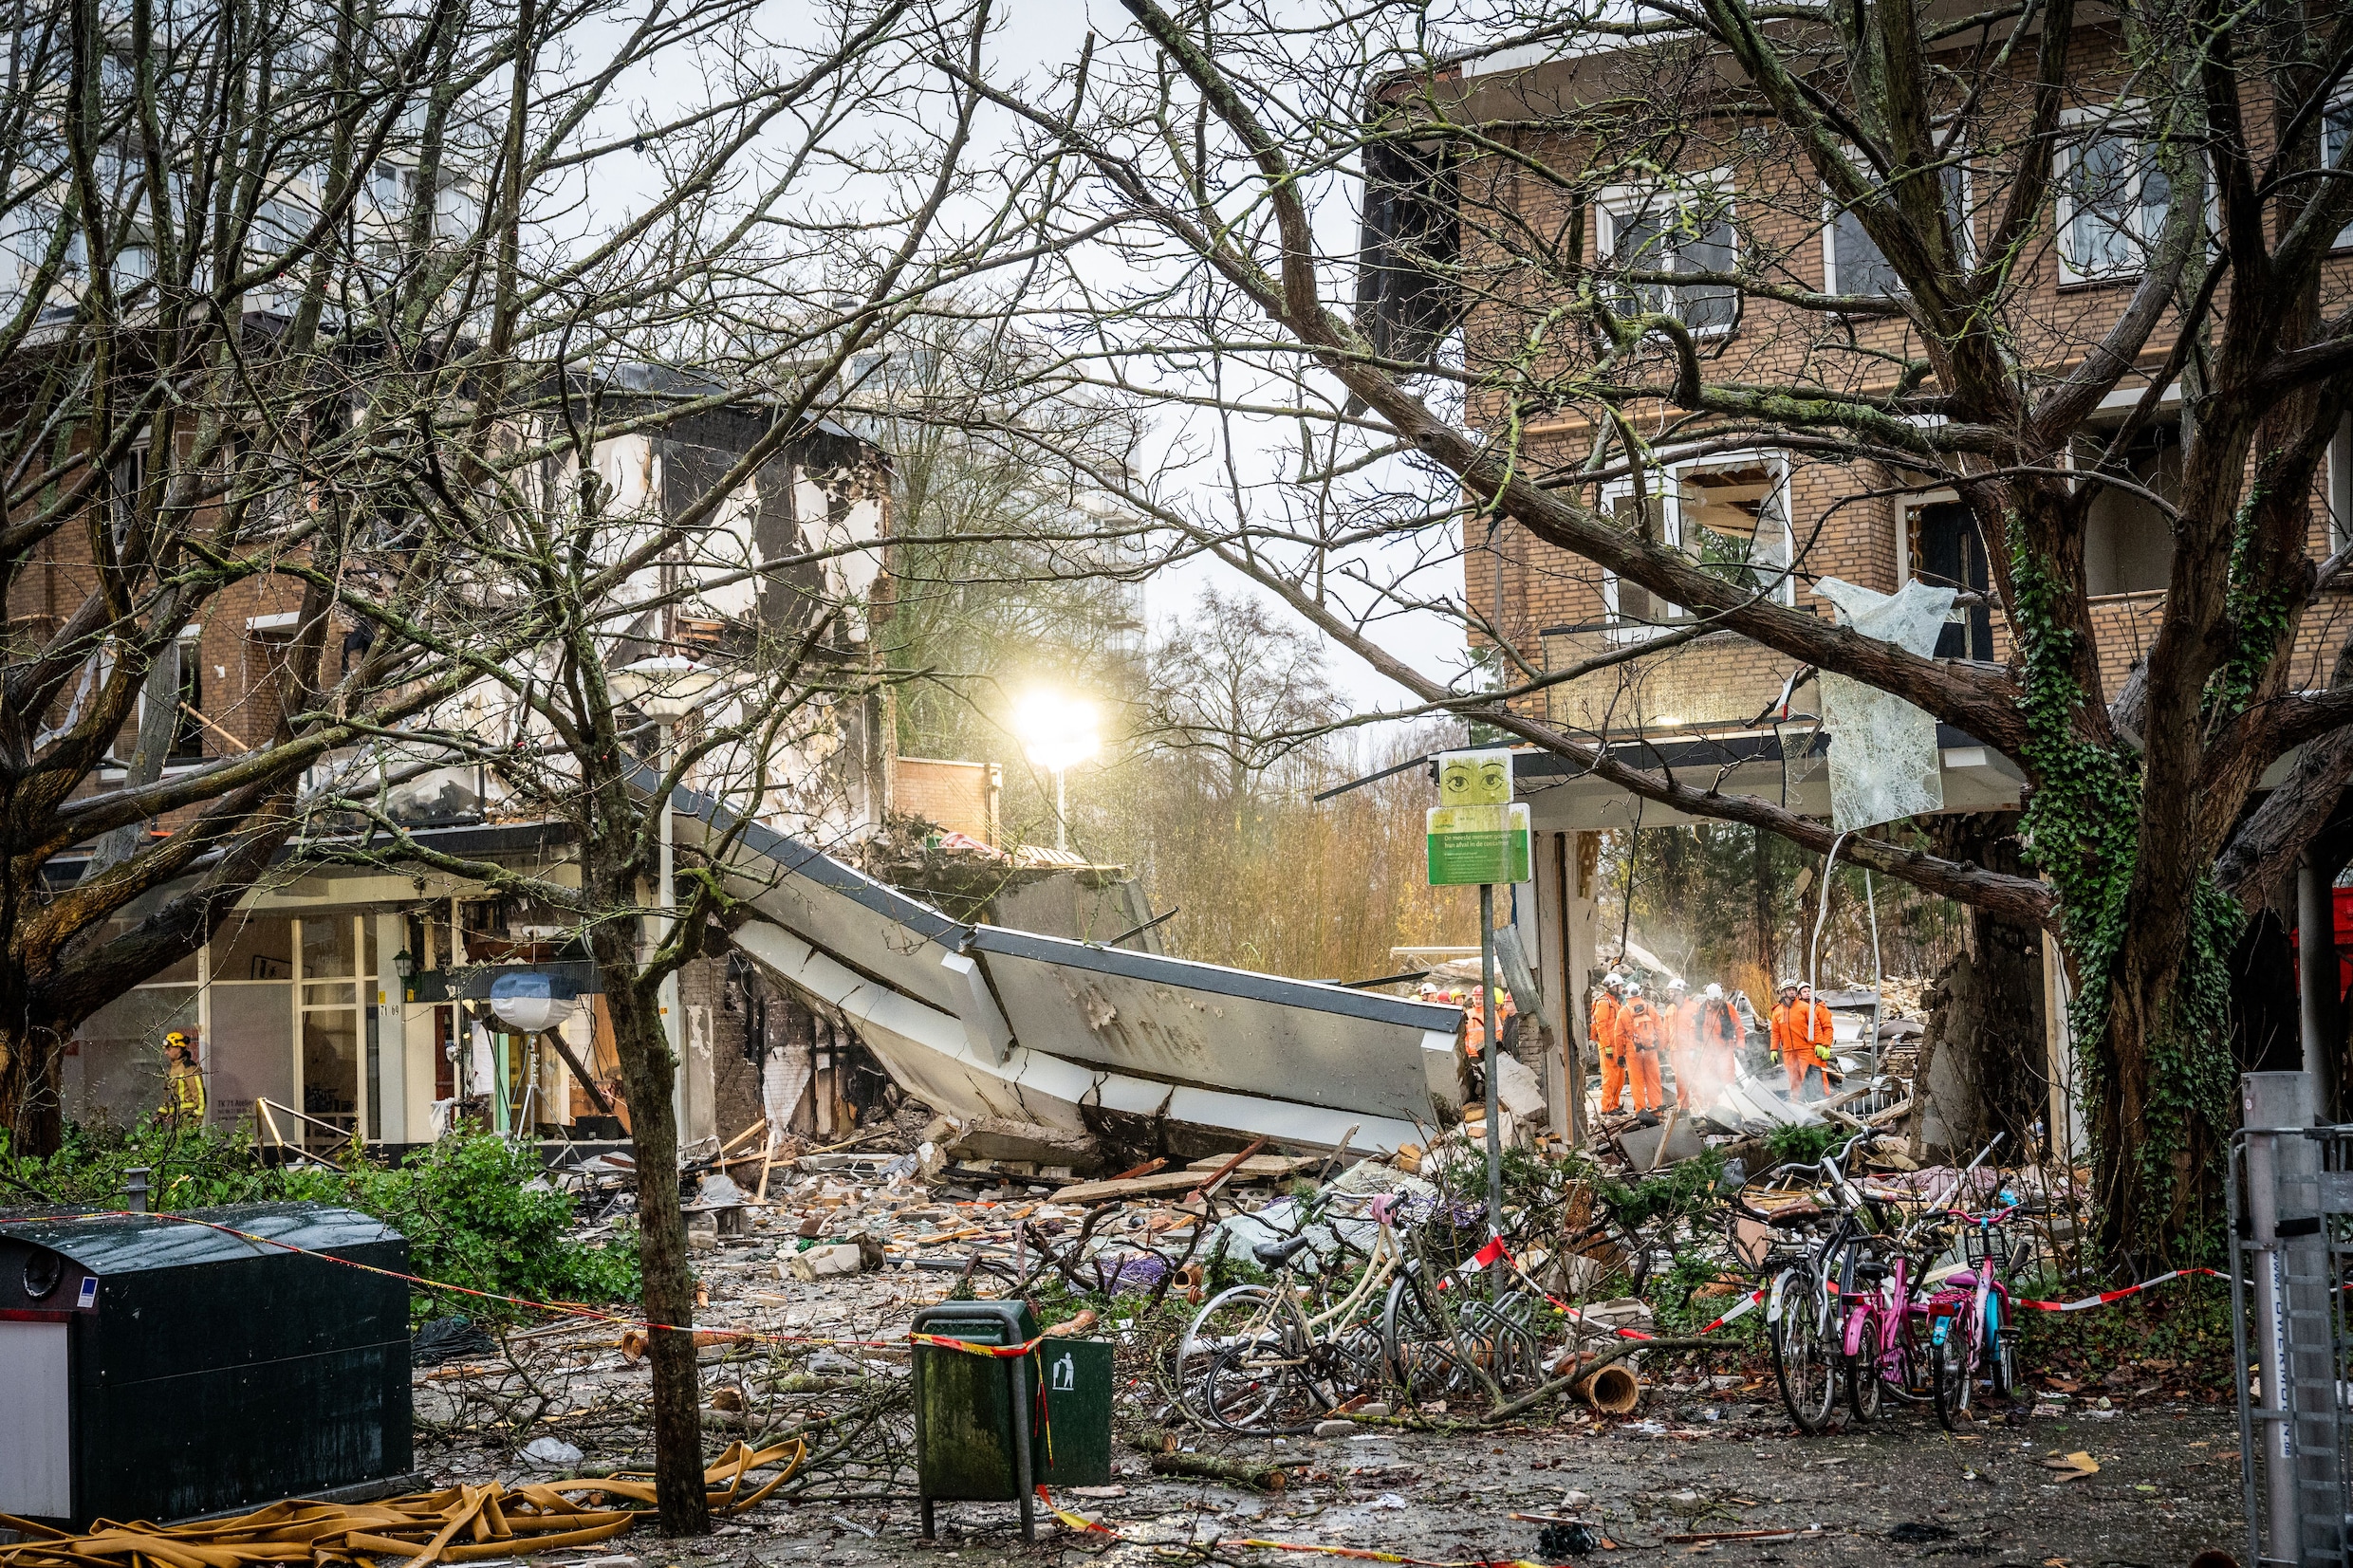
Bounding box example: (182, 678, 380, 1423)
(2230, 1072, 2353, 1566)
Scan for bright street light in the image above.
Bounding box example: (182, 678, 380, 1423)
(1011, 691, 1100, 852)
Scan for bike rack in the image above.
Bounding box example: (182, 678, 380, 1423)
(2228, 1072, 2353, 1567)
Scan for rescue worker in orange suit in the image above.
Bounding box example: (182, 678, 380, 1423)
(1591, 972, 1627, 1116)
(1775, 980, 1836, 1100)
(1688, 982, 1743, 1110)
(1661, 978, 1695, 1107)
(1617, 982, 1666, 1115)
(1769, 978, 1804, 1095)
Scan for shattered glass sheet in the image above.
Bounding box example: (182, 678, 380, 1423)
(1813, 577, 1957, 833)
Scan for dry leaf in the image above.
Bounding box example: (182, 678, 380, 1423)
(2040, 1450, 2100, 1482)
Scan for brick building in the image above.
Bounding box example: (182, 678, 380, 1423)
(1365, 23, 2353, 1149)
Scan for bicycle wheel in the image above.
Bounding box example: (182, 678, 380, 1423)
(1845, 1336, 1884, 1425)
(1380, 1273, 1470, 1401)
(1770, 1280, 1839, 1432)
(1933, 1319, 1976, 1430)
(1201, 1340, 1326, 1434)
(1176, 1285, 1274, 1414)
(1990, 1331, 2019, 1400)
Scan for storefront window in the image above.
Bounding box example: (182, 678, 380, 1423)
(65, 986, 197, 1129)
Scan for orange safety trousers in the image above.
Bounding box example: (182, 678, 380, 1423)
(1604, 1047, 1663, 1114)
(1783, 1050, 1825, 1098)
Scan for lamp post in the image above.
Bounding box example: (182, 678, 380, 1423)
(1012, 691, 1099, 853)
(610, 655, 717, 1144)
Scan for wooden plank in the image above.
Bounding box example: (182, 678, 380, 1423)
(1181, 1153, 1318, 1178)
(1054, 1169, 1238, 1205)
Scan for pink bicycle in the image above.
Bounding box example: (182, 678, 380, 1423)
(1923, 1204, 2030, 1429)
(1840, 1236, 1930, 1422)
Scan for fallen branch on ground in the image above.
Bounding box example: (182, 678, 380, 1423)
(1118, 1424, 1290, 1490)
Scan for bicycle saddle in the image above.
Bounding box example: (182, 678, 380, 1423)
(1252, 1235, 1315, 1269)
(1851, 1260, 1889, 1282)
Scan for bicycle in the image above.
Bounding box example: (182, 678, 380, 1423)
(1925, 1199, 2035, 1429)
(1184, 1194, 1411, 1431)
(1840, 1209, 1943, 1424)
(1751, 1131, 1884, 1432)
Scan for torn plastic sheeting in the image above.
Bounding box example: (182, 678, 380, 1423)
(1209, 1162, 1443, 1261)
(1812, 577, 1957, 833)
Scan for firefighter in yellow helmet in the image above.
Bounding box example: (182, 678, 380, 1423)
(161, 1030, 206, 1122)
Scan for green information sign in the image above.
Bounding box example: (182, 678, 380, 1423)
(1426, 802, 1531, 885)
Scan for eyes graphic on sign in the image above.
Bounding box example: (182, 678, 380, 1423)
(1436, 749, 1513, 805)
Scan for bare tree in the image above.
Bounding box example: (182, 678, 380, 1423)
(1144, 584, 1343, 818)
(964, 0, 2353, 1259)
(2, 0, 1062, 1533)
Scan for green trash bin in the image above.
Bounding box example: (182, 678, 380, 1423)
(1030, 1337, 1113, 1486)
(910, 1302, 1116, 1540)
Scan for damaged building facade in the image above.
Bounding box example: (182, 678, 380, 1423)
(1358, 29, 2353, 1160)
(28, 390, 899, 1154)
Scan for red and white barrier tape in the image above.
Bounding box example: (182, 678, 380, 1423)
(2011, 1266, 2228, 1313)
(1480, 1237, 1765, 1341)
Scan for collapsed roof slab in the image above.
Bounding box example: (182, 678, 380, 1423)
(669, 783, 1463, 1156)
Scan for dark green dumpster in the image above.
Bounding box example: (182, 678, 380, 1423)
(0, 1202, 412, 1529)
(911, 1301, 1114, 1540)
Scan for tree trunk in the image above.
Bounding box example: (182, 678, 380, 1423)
(2084, 896, 2239, 1269)
(591, 918, 711, 1537)
(0, 1015, 68, 1156)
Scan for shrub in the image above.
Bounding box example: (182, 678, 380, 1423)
(285, 1135, 639, 1322)
(4, 1120, 638, 1324)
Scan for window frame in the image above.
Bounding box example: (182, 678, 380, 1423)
(2054, 104, 2194, 286)
(1595, 172, 1740, 339)
(1820, 155, 1975, 299)
(2323, 94, 2353, 253)
(1600, 448, 1797, 641)
(2327, 411, 2352, 557)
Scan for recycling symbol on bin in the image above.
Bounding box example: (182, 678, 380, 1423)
(1052, 1352, 1074, 1392)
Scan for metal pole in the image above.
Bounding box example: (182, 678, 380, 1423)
(1864, 870, 1882, 1093)
(2243, 1071, 2312, 1562)
(1481, 882, 1503, 1295)
(2296, 861, 2339, 1116)
(1054, 766, 1068, 852)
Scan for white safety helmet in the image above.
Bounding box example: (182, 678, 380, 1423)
(1703, 982, 1723, 999)
(1603, 970, 1625, 988)
(1666, 978, 1687, 993)
(1625, 981, 1642, 997)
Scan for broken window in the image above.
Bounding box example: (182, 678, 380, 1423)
(168, 630, 204, 763)
(1677, 461, 1793, 603)
(1602, 452, 1795, 635)
(1603, 486, 1680, 629)
(1599, 181, 1737, 333)
(2073, 415, 2180, 596)
(1909, 500, 1993, 658)
(1357, 134, 1463, 367)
